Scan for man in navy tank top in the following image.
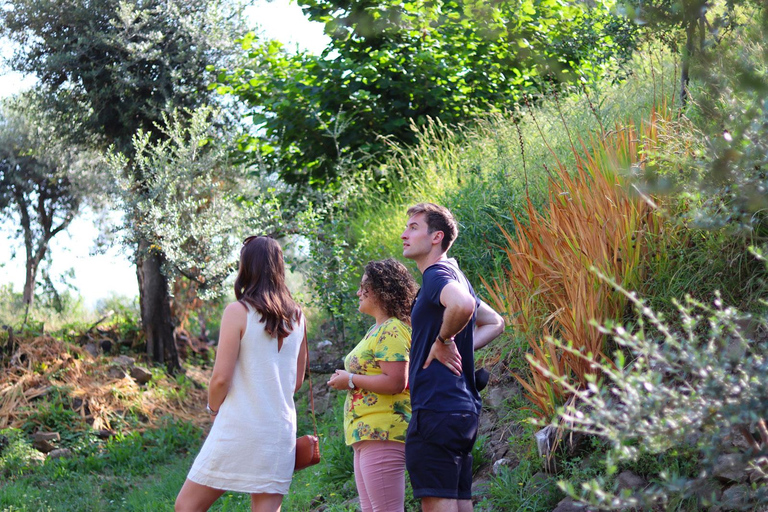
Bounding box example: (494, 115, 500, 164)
(401, 203, 505, 512)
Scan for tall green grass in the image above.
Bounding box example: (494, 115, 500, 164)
(341, 42, 767, 322)
(344, 49, 681, 290)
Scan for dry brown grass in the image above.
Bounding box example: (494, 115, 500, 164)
(482, 107, 673, 420)
(0, 335, 210, 433)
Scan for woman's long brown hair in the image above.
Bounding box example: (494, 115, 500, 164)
(235, 236, 300, 339)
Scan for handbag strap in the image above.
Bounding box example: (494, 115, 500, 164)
(300, 316, 318, 437)
(279, 314, 317, 437)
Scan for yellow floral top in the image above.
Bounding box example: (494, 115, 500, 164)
(343, 318, 412, 445)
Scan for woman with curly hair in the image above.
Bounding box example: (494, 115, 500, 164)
(328, 258, 418, 512)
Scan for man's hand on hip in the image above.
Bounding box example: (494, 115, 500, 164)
(423, 339, 462, 375)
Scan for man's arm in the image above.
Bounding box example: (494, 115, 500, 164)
(473, 300, 505, 350)
(439, 281, 477, 339)
(423, 281, 476, 375)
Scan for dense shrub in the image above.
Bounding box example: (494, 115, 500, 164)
(548, 269, 768, 510)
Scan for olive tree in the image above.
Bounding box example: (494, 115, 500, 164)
(0, 93, 106, 319)
(109, 106, 283, 302)
(1, 0, 248, 369)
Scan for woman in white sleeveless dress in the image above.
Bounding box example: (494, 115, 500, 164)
(176, 236, 307, 512)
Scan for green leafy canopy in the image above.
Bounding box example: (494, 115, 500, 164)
(215, 0, 638, 189)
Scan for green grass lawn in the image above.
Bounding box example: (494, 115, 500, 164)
(0, 420, 195, 512)
(0, 411, 362, 512)
(0, 428, 287, 511)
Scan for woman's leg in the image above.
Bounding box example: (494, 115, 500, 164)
(250, 493, 284, 512)
(175, 479, 225, 512)
(356, 440, 406, 512)
(354, 442, 374, 512)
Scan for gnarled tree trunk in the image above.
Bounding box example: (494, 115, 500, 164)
(13, 177, 77, 322)
(22, 240, 45, 309)
(137, 239, 180, 373)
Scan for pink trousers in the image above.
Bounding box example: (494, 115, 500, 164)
(352, 440, 406, 512)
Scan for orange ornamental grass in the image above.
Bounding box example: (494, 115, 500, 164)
(483, 108, 668, 420)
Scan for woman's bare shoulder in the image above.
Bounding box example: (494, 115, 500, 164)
(224, 301, 249, 316)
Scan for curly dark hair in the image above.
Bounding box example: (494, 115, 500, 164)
(364, 258, 419, 325)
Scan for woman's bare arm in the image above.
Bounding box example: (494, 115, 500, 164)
(327, 361, 408, 395)
(207, 302, 247, 413)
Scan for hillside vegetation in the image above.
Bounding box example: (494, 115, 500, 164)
(2, 6, 768, 511)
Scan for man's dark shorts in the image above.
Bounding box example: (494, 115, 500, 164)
(405, 409, 479, 500)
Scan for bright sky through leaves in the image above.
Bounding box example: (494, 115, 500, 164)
(0, 0, 327, 307)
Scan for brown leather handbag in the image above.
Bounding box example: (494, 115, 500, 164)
(294, 321, 320, 472)
(294, 432, 320, 471)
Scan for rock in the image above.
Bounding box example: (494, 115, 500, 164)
(47, 448, 73, 459)
(718, 484, 752, 511)
(616, 470, 648, 493)
(485, 383, 519, 409)
(689, 478, 723, 507)
(477, 410, 509, 462)
(308, 356, 345, 374)
(478, 412, 495, 436)
(725, 426, 755, 451)
(748, 456, 768, 483)
(95, 429, 117, 439)
(32, 431, 60, 442)
(724, 338, 747, 362)
(107, 366, 127, 379)
(113, 355, 136, 367)
(489, 441, 510, 462)
(32, 431, 60, 453)
(308, 382, 334, 415)
(29, 450, 46, 464)
(83, 343, 99, 358)
(551, 497, 596, 512)
(713, 453, 748, 483)
(684, 430, 702, 446)
(472, 475, 492, 498)
(130, 365, 153, 385)
(308, 337, 345, 373)
(492, 458, 511, 475)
